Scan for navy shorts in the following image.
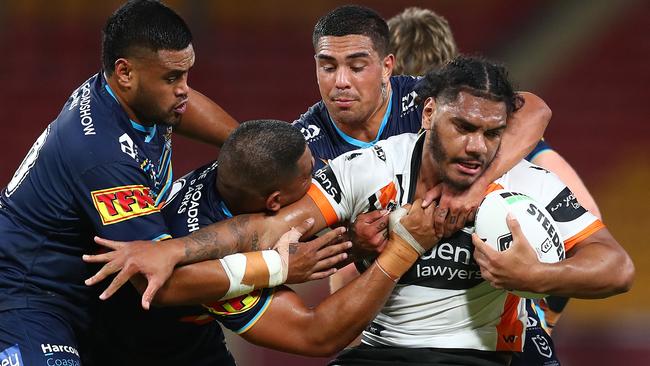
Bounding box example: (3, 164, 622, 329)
(0, 309, 82, 366)
(511, 299, 561, 366)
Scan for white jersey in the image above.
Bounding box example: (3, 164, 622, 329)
(307, 132, 604, 352)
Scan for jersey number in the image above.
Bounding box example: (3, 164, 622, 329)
(6, 125, 51, 197)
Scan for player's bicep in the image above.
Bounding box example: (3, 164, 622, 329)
(240, 286, 316, 351)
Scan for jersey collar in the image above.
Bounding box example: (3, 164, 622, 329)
(103, 74, 157, 143)
(328, 90, 393, 148)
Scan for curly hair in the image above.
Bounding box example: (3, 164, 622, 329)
(414, 56, 518, 116)
(388, 7, 457, 76)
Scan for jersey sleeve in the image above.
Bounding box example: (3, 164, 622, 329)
(202, 287, 275, 334)
(307, 149, 395, 226)
(75, 162, 171, 241)
(525, 139, 553, 162)
(507, 162, 604, 252)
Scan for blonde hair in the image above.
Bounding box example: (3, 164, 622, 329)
(388, 7, 458, 76)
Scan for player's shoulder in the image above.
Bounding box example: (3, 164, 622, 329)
(164, 160, 218, 209)
(497, 160, 575, 208)
(376, 133, 420, 160)
(292, 101, 328, 131)
(52, 74, 141, 171)
(329, 133, 418, 172)
(390, 74, 421, 90)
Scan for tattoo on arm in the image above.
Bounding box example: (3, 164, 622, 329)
(251, 232, 260, 251)
(183, 215, 258, 263)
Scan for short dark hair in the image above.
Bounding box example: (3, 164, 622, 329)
(102, 0, 193, 74)
(219, 120, 307, 195)
(415, 56, 518, 116)
(313, 5, 390, 57)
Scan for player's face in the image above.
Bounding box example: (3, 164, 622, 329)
(423, 92, 507, 190)
(130, 45, 195, 126)
(279, 147, 315, 206)
(315, 35, 392, 127)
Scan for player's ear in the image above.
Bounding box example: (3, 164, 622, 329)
(421, 97, 436, 130)
(113, 58, 134, 88)
(265, 191, 282, 213)
(382, 53, 395, 81)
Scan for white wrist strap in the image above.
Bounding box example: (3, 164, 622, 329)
(218, 250, 286, 300)
(388, 207, 427, 255)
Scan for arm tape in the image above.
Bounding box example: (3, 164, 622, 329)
(389, 207, 427, 255)
(218, 250, 285, 300)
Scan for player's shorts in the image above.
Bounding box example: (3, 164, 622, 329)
(511, 299, 561, 366)
(329, 344, 512, 366)
(0, 308, 83, 366)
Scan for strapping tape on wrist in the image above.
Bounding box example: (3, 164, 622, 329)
(218, 250, 286, 300)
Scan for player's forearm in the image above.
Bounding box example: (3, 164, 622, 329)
(151, 260, 229, 306)
(532, 150, 602, 219)
(246, 263, 395, 357)
(479, 92, 551, 185)
(174, 88, 238, 146)
(533, 230, 634, 298)
(299, 263, 396, 356)
(169, 198, 323, 266)
(160, 213, 284, 266)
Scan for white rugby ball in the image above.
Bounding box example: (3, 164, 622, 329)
(475, 189, 565, 299)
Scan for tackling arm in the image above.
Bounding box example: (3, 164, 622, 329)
(84, 193, 331, 306)
(243, 263, 395, 357)
(481, 92, 551, 183)
(156, 200, 445, 357)
(532, 150, 602, 219)
(174, 88, 239, 146)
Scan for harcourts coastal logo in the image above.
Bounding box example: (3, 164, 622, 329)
(41, 343, 80, 366)
(0, 345, 23, 366)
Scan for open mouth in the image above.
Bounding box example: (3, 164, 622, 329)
(173, 101, 188, 114)
(455, 161, 482, 175)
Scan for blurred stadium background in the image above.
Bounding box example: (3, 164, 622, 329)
(1, 0, 649, 365)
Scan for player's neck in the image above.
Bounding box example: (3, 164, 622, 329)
(333, 83, 392, 142)
(413, 150, 442, 200)
(105, 75, 150, 127)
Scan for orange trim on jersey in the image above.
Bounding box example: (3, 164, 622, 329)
(378, 182, 397, 208)
(484, 183, 504, 196)
(496, 294, 524, 351)
(564, 220, 605, 252)
(307, 183, 338, 226)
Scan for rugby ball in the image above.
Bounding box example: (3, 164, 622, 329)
(474, 189, 565, 299)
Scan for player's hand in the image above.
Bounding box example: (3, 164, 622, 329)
(395, 198, 444, 252)
(349, 210, 390, 257)
(472, 214, 542, 291)
(83, 237, 180, 310)
(273, 218, 351, 284)
(422, 182, 483, 238)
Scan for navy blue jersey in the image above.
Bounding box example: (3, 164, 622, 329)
(162, 160, 274, 333)
(0, 73, 173, 331)
(525, 139, 552, 162)
(293, 75, 423, 171)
